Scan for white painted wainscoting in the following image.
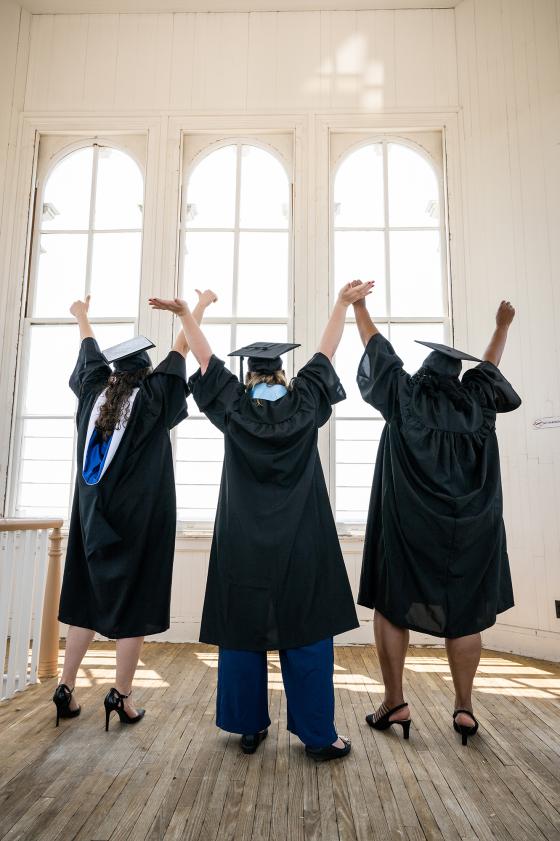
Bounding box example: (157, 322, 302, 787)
(2, 1, 560, 661)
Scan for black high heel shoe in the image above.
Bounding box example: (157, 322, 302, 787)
(366, 702, 411, 739)
(104, 688, 145, 731)
(453, 709, 478, 746)
(52, 683, 81, 727)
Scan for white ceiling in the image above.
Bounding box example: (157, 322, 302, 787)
(19, 0, 462, 13)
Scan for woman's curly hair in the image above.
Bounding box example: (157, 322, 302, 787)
(95, 368, 151, 440)
(410, 366, 470, 411)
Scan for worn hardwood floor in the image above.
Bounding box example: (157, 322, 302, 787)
(1, 643, 559, 841)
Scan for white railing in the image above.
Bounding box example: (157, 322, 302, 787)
(0, 519, 63, 700)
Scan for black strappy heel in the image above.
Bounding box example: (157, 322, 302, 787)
(453, 709, 478, 746)
(365, 702, 411, 739)
(52, 683, 81, 727)
(104, 687, 145, 731)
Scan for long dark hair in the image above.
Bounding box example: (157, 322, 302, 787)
(410, 366, 470, 411)
(95, 368, 151, 440)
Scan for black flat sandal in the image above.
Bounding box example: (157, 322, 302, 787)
(52, 683, 81, 727)
(240, 729, 268, 754)
(365, 702, 411, 740)
(305, 736, 351, 762)
(453, 709, 479, 746)
(104, 688, 145, 732)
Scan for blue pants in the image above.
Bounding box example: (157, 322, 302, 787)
(216, 638, 337, 749)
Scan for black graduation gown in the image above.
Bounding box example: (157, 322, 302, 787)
(188, 353, 360, 651)
(357, 333, 522, 638)
(58, 337, 188, 639)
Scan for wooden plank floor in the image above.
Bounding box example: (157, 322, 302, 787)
(1, 643, 559, 841)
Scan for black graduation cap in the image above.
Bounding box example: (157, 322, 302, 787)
(228, 342, 300, 382)
(414, 340, 482, 363)
(102, 335, 155, 372)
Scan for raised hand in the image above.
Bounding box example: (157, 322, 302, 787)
(496, 300, 515, 328)
(338, 280, 375, 307)
(70, 295, 91, 319)
(195, 289, 218, 309)
(148, 297, 189, 316)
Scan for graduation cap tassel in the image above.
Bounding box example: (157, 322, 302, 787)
(239, 357, 244, 384)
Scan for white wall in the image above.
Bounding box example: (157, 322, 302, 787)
(0, 2, 30, 512)
(1, 4, 559, 659)
(455, 0, 560, 660)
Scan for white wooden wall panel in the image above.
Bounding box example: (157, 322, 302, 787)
(456, 0, 560, 652)
(24, 9, 458, 113)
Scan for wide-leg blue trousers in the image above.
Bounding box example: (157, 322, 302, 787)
(216, 637, 337, 749)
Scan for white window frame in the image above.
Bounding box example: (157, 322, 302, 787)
(175, 133, 294, 526)
(313, 113, 465, 534)
(2, 116, 166, 520)
(166, 116, 308, 532)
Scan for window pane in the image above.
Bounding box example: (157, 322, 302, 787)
(184, 232, 234, 317)
(176, 483, 220, 511)
(237, 232, 288, 317)
(94, 148, 143, 230)
(25, 324, 79, 415)
(235, 323, 288, 347)
(89, 232, 142, 318)
(33, 234, 87, 317)
(42, 147, 93, 231)
(183, 324, 232, 415)
(94, 323, 136, 353)
(239, 145, 289, 230)
(334, 231, 386, 317)
(336, 486, 371, 522)
(388, 143, 439, 228)
(389, 322, 445, 374)
(334, 323, 388, 418)
(389, 231, 443, 317)
(185, 144, 237, 229)
(334, 143, 384, 228)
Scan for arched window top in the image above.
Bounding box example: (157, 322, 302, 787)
(32, 142, 144, 320)
(185, 141, 290, 232)
(334, 138, 441, 230)
(42, 144, 144, 234)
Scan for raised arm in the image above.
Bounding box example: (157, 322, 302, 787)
(149, 294, 215, 374)
(482, 300, 516, 367)
(317, 281, 374, 360)
(70, 296, 95, 341)
(352, 283, 379, 347)
(171, 289, 217, 357)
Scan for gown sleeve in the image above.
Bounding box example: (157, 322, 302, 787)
(357, 333, 411, 422)
(462, 361, 522, 413)
(69, 337, 111, 398)
(294, 352, 346, 427)
(187, 354, 245, 432)
(148, 350, 190, 429)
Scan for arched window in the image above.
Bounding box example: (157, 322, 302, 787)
(12, 140, 145, 518)
(175, 138, 293, 522)
(333, 136, 449, 523)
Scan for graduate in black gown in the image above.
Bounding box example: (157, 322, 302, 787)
(353, 284, 521, 745)
(53, 290, 217, 730)
(149, 283, 371, 761)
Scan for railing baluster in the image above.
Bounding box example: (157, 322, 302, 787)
(0, 519, 64, 700)
(6, 532, 25, 697)
(38, 526, 63, 680)
(0, 532, 16, 701)
(29, 529, 48, 685)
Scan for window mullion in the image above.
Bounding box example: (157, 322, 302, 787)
(382, 141, 392, 339)
(232, 144, 242, 343)
(84, 144, 99, 297)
